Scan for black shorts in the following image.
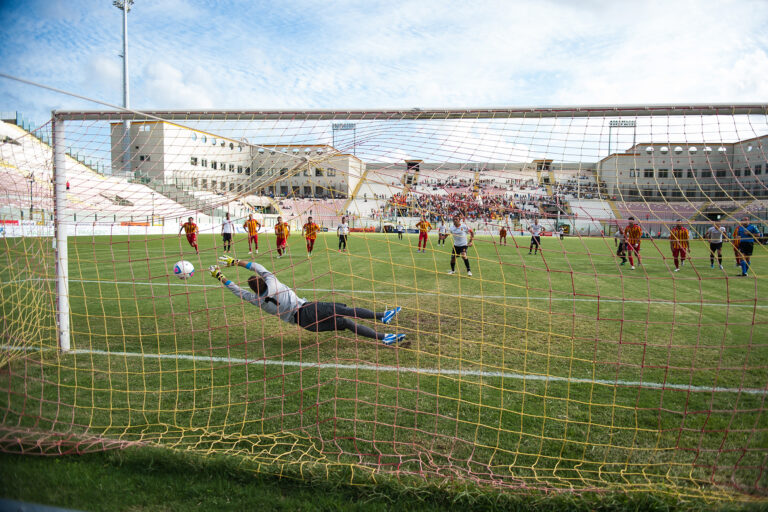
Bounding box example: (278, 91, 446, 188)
(709, 242, 723, 252)
(298, 302, 348, 332)
(739, 243, 754, 257)
(452, 245, 468, 256)
(530, 236, 541, 247)
(222, 233, 232, 242)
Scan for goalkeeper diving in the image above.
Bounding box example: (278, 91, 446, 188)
(210, 256, 406, 345)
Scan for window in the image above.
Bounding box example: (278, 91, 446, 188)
(280, 185, 288, 195)
(755, 164, 763, 175)
(744, 166, 751, 176)
(687, 169, 695, 178)
(715, 190, 726, 198)
(193, 179, 198, 187)
(201, 135, 207, 143)
(280, 168, 287, 176)
(229, 183, 235, 192)
(201, 159, 207, 167)
(139, 125, 150, 132)
(191, 132, 197, 141)
(191, 157, 198, 166)
(304, 186, 313, 196)
(211, 138, 217, 145)
(644, 169, 654, 178)
(657, 169, 668, 178)
(316, 168, 324, 177)
(245, 167, 251, 176)
(715, 170, 726, 178)
(211, 161, 217, 170)
(629, 169, 636, 177)
(229, 164, 235, 172)
(303, 169, 310, 176)
(229, 143, 234, 150)
(671, 190, 682, 197)
(201, 179, 207, 189)
(701, 170, 712, 178)
(211, 180, 217, 190)
(327, 168, 336, 176)
(735, 168, 741, 176)
(673, 169, 683, 178)
(256, 169, 263, 176)
(237, 166, 243, 174)
(139, 155, 148, 162)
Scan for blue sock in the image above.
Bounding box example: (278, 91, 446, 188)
(741, 260, 748, 275)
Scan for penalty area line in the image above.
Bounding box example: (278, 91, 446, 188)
(3, 345, 766, 396)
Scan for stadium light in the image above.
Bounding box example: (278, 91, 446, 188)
(113, 0, 134, 177)
(607, 119, 636, 156)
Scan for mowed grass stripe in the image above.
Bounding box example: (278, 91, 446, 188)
(10, 277, 767, 308)
(4, 343, 766, 396)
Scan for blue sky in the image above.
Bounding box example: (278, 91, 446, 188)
(1, 0, 768, 124)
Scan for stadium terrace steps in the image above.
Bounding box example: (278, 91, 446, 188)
(606, 199, 622, 219)
(0, 120, 194, 222)
(616, 201, 705, 222)
(569, 199, 615, 233)
(278, 198, 346, 226)
(341, 166, 371, 214)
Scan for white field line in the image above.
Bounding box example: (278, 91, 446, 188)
(8, 277, 767, 309)
(4, 344, 766, 396)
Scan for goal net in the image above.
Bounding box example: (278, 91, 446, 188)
(1, 106, 767, 501)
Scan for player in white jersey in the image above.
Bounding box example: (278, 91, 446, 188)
(614, 227, 627, 265)
(705, 222, 727, 269)
(448, 216, 474, 276)
(209, 256, 406, 345)
(337, 216, 350, 252)
(221, 212, 235, 253)
(528, 221, 543, 255)
(437, 220, 449, 246)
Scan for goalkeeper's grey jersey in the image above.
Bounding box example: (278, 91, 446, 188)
(224, 261, 306, 324)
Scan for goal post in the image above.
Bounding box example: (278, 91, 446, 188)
(52, 113, 70, 353)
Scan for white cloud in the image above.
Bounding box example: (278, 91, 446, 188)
(140, 61, 215, 108)
(1, 0, 767, 123)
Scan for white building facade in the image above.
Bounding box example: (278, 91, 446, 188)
(597, 135, 768, 200)
(111, 121, 364, 199)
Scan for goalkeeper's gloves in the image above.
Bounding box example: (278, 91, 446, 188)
(209, 265, 227, 283)
(218, 255, 239, 267)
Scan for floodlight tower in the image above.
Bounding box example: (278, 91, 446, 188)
(113, 0, 134, 177)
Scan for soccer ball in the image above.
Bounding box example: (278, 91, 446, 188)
(173, 260, 195, 279)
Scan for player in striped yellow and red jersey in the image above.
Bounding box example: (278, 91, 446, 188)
(623, 217, 643, 269)
(178, 217, 199, 254)
(415, 216, 432, 253)
(274, 216, 290, 258)
(669, 219, 690, 272)
(243, 214, 261, 254)
(731, 225, 741, 267)
(302, 216, 320, 257)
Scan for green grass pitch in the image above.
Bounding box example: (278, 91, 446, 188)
(1, 231, 767, 501)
